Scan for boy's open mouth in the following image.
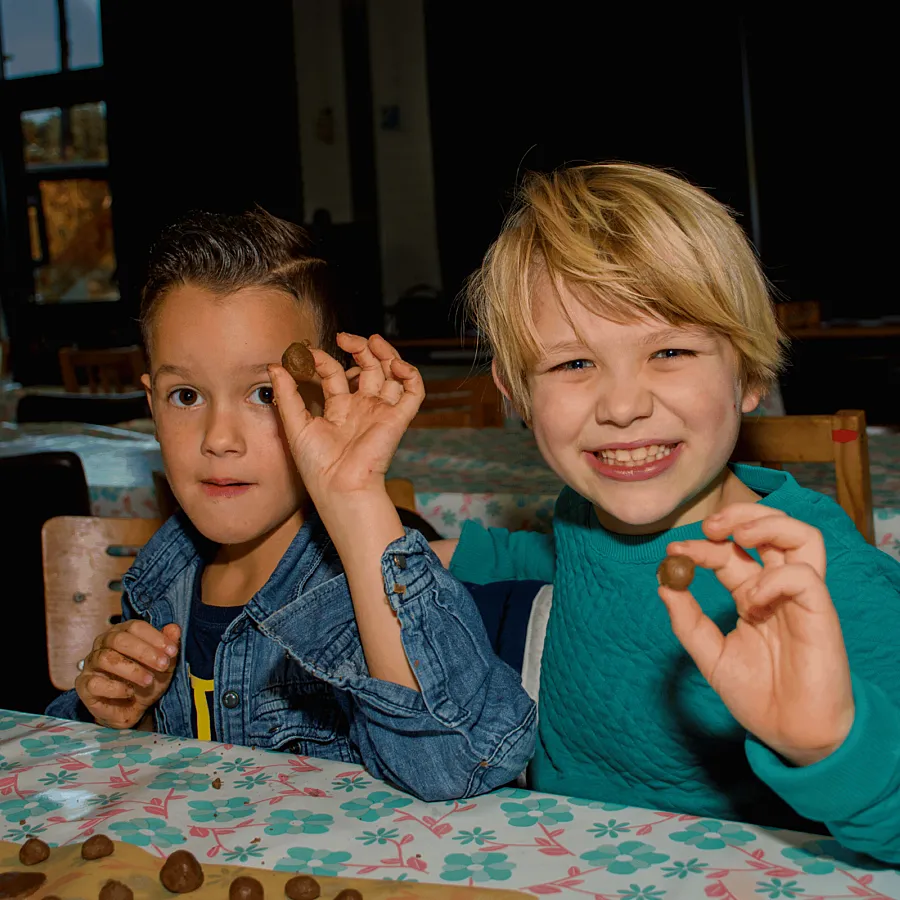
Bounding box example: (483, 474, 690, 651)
(592, 442, 681, 466)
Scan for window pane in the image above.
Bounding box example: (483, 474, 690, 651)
(65, 0, 102, 69)
(21, 108, 62, 167)
(33, 179, 117, 303)
(0, 0, 60, 79)
(22, 103, 107, 169)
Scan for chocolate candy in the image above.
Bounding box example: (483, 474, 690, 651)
(284, 875, 320, 900)
(82, 834, 115, 860)
(657, 554, 695, 591)
(230, 876, 264, 900)
(99, 880, 134, 900)
(211, 777, 222, 790)
(160, 850, 204, 894)
(0, 872, 46, 899)
(17, 839, 50, 866)
(334, 891, 363, 900)
(282, 341, 316, 383)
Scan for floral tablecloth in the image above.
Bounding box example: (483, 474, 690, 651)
(2, 423, 899, 561)
(0, 711, 896, 900)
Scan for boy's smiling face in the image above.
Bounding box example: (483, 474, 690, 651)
(143, 284, 322, 547)
(522, 281, 760, 533)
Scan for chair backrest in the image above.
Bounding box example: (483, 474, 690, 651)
(0, 452, 92, 712)
(731, 409, 874, 543)
(414, 375, 504, 428)
(59, 345, 146, 393)
(16, 390, 150, 425)
(42, 516, 162, 690)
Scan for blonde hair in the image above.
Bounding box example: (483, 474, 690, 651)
(467, 163, 786, 418)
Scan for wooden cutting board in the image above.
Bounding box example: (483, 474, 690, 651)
(0, 840, 531, 900)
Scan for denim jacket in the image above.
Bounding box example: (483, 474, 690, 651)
(47, 513, 536, 801)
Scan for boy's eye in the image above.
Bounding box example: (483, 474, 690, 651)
(169, 388, 203, 408)
(557, 359, 594, 371)
(652, 349, 696, 360)
(250, 385, 275, 406)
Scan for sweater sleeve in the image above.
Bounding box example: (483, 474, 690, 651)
(449, 520, 556, 584)
(748, 495, 900, 864)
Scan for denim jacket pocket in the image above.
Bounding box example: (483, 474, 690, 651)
(247, 679, 346, 751)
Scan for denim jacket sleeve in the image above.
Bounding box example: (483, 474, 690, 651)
(259, 528, 537, 802)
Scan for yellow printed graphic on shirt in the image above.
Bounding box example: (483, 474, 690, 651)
(188, 667, 215, 741)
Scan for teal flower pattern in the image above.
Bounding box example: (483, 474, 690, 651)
(150, 747, 222, 770)
(589, 819, 632, 839)
(19, 735, 85, 758)
(669, 819, 757, 851)
(187, 797, 252, 823)
(617, 887, 665, 900)
(219, 757, 256, 773)
(340, 790, 413, 822)
(755, 878, 804, 899)
(148, 771, 212, 792)
(90, 744, 152, 768)
(781, 839, 880, 874)
(441, 852, 515, 883)
(223, 845, 266, 863)
(500, 797, 573, 828)
(37, 770, 79, 787)
(332, 775, 372, 792)
(109, 817, 186, 848)
(357, 827, 400, 845)
(453, 827, 497, 846)
(567, 797, 628, 811)
(662, 858, 708, 879)
(86, 792, 127, 807)
(580, 841, 670, 875)
(0, 755, 22, 772)
(0, 795, 63, 822)
(3, 823, 48, 842)
(273, 848, 352, 877)
(265, 809, 334, 835)
(234, 773, 271, 790)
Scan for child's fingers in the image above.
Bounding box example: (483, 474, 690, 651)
(657, 585, 726, 684)
(161, 623, 181, 646)
(268, 364, 313, 443)
(667, 539, 760, 593)
(740, 562, 835, 620)
(390, 357, 425, 422)
(703, 503, 787, 540)
(87, 648, 155, 687)
(339, 332, 385, 396)
(110, 620, 179, 658)
(84, 672, 135, 701)
(103, 630, 174, 673)
(728, 516, 826, 576)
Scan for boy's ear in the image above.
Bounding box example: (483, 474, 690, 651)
(491, 358, 512, 403)
(140, 373, 157, 432)
(741, 384, 761, 414)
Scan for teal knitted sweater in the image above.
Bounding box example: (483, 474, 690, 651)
(451, 465, 900, 864)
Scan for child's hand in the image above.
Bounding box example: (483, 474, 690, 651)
(75, 621, 181, 730)
(659, 503, 854, 767)
(268, 333, 424, 500)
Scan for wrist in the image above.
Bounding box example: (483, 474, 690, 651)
(778, 704, 856, 767)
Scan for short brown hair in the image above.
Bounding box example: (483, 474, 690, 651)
(467, 163, 786, 417)
(140, 208, 339, 361)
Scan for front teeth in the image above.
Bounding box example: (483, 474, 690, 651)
(597, 443, 675, 466)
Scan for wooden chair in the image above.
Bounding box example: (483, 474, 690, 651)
(414, 375, 504, 428)
(59, 345, 146, 393)
(42, 516, 162, 690)
(731, 409, 874, 543)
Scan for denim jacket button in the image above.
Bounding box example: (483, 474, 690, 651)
(222, 690, 240, 709)
(393, 554, 407, 570)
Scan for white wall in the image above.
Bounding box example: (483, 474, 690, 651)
(367, 0, 442, 304)
(292, 0, 353, 223)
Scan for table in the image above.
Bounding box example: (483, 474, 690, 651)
(1, 710, 896, 899)
(2, 422, 899, 561)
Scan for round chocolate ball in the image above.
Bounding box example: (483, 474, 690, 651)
(282, 341, 316, 383)
(657, 554, 696, 591)
(81, 834, 115, 861)
(284, 875, 321, 900)
(99, 880, 134, 900)
(160, 850, 205, 894)
(18, 838, 50, 866)
(334, 891, 363, 900)
(230, 876, 264, 900)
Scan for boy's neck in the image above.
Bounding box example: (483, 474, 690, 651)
(201, 510, 306, 607)
(595, 468, 761, 536)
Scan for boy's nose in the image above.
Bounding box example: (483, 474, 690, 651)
(201, 407, 246, 456)
(595, 374, 653, 427)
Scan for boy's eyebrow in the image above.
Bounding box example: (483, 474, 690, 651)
(152, 362, 273, 386)
(638, 326, 714, 346)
